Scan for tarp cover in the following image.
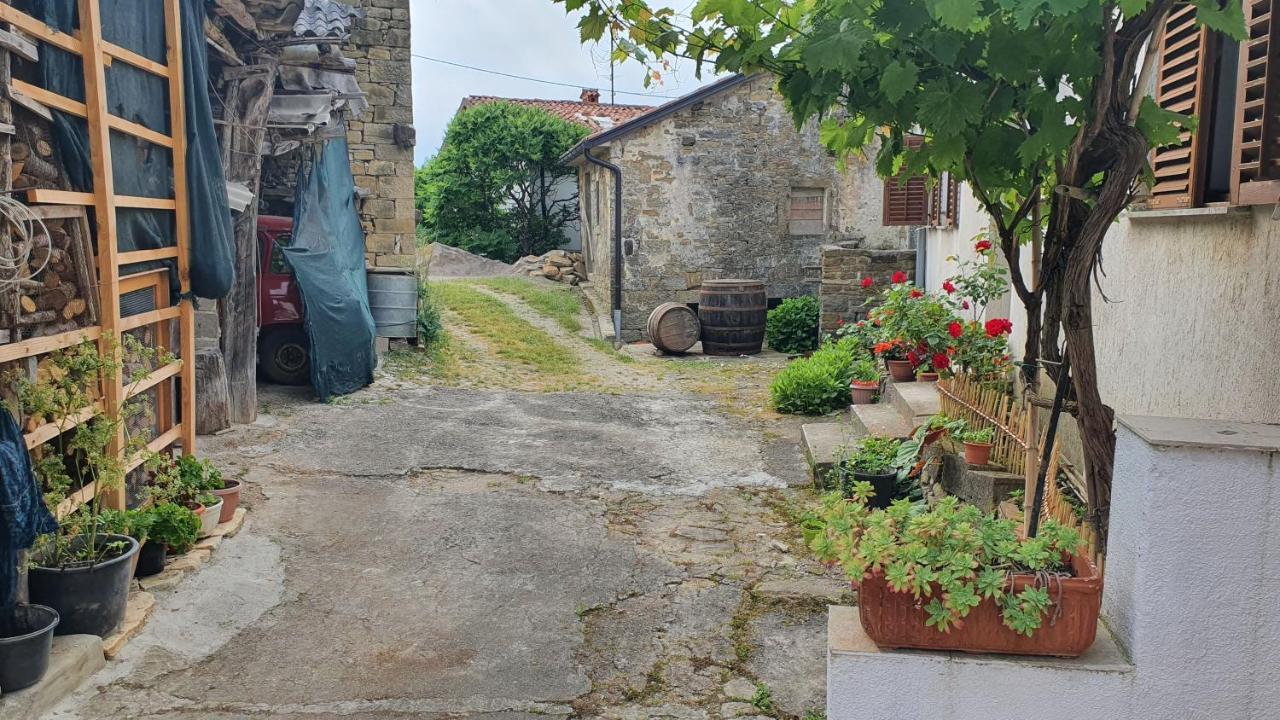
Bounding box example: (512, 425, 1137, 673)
(0, 409, 57, 607)
(23, 0, 234, 299)
(286, 134, 375, 400)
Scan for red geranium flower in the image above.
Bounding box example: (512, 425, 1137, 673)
(942, 280, 956, 294)
(962, 300, 971, 310)
(891, 270, 908, 284)
(975, 240, 992, 253)
(932, 353, 951, 370)
(909, 288, 924, 298)
(985, 318, 1013, 337)
(861, 276, 874, 289)
(907, 350, 920, 366)
(948, 322, 963, 339)
(836, 318, 845, 327)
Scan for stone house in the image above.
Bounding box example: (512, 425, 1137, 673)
(562, 74, 909, 341)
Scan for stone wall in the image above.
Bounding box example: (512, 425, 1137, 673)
(346, 0, 417, 270)
(818, 245, 916, 332)
(576, 74, 910, 340)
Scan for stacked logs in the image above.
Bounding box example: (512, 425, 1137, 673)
(13, 216, 96, 335)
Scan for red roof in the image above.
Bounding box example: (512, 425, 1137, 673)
(458, 95, 653, 133)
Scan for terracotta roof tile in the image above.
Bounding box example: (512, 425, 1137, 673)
(459, 95, 653, 133)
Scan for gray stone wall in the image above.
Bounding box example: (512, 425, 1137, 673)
(346, 0, 417, 270)
(576, 75, 909, 340)
(818, 245, 916, 332)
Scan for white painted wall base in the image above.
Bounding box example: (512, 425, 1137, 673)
(827, 415, 1280, 720)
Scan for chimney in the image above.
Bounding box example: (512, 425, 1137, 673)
(580, 88, 601, 103)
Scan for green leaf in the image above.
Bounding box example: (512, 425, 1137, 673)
(916, 78, 985, 130)
(1135, 96, 1194, 149)
(880, 60, 919, 103)
(802, 27, 871, 72)
(1192, 0, 1246, 40)
(578, 6, 608, 43)
(1117, 0, 1150, 18)
(929, 0, 980, 29)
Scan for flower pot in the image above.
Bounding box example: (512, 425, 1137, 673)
(964, 441, 994, 466)
(29, 534, 139, 637)
(885, 359, 915, 383)
(850, 380, 879, 405)
(211, 479, 242, 523)
(134, 540, 168, 578)
(198, 498, 223, 538)
(916, 371, 939, 382)
(858, 552, 1102, 657)
(0, 604, 59, 691)
(852, 469, 899, 509)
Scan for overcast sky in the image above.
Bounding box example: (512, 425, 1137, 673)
(409, 0, 725, 165)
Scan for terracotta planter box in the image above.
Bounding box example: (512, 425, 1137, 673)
(850, 380, 879, 405)
(885, 359, 914, 383)
(916, 371, 939, 382)
(858, 552, 1102, 657)
(963, 441, 994, 466)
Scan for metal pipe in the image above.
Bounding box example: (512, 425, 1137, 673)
(584, 148, 623, 348)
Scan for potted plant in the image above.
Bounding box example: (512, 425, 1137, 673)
(810, 490, 1101, 657)
(849, 356, 880, 404)
(827, 437, 902, 508)
(959, 426, 996, 466)
(180, 455, 239, 524)
(140, 502, 201, 572)
(149, 453, 222, 537)
(915, 360, 939, 382)
(0, 604, 60, 692)
(874, 338, 915, 382)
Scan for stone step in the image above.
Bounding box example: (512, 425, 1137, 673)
(802, 422, 865, 484)
(884, 379, 941, 426)
(0, 634, 105, 718)
(848, 403, 913, 440)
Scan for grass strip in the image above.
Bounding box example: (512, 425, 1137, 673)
(433, 281, 579, 375)
(474, 276, 584, 333)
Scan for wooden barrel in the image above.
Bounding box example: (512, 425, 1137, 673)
(647, 302, 701, 354)
(699, 279, 766, 356)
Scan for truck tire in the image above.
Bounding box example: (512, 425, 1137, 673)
(259, 326, 310, 385)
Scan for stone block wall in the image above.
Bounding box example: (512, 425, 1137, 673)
(346, 0, 417, 270)
(818, 245, 916, 332)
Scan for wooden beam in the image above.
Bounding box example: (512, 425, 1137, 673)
(102, 41, 167, 77)
(55, 481, 98, 520)
(0, 4, 81, 55)
(25, 204, 89, 220)
(106, 114, 174, 148)
(123, 424, 182, 473)
(124, 359, 183, 400)
(119, 268, 168, 295)
(9, 79, 86, 117)
(118, 304, 180, 332)
(0, 27, 39, 62)
(165, 0, 196, 456)
(25, 188, 176, 210)
(117, 247, 179, 266)
(24, 403, 101, 450)
(0, 327, 100, 364)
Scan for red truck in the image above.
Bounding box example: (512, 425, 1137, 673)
(256, 215, 309, 385)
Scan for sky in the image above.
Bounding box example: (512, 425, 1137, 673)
(409, 0, 726, 166)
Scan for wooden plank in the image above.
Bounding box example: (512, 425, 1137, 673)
(102, 40, 168, 77)
(118, 195, 176, 210)
(55, 481, 98, 520)
(123, 424, 182, 474)
(124, 358, 183, 399)
(0, 4, 81, 55)
(0, 27, 39, 62)
(106, 114, 174, 148)
(25, 204, 89, 220)
(0, 326, 100, 363)
(9, 78, 86, 116)
(165, 0, 196, 456)
(118, 304, 180, 332)
(118, 247, 179, 265)
(24, 403, 101, 449)
(25, 188, 176, 210)
(119, 268, 168, 295)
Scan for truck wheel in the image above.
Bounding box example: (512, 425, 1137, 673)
(259, 326, 310, 385)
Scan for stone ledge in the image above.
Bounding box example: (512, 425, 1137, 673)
(102, 591, 155, 659)
(883, 379, 939, 425)
(848, 404, 911, 440)
(0, 635, 105, 718)
(802, 422, 859, 485)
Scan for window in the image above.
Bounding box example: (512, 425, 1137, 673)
(269, 232, 293, 275)
(928, 172, 960, 228)
(882, 134, 929, 226)
(1148, 0, 1279, 209)
(788, 187, 827, 235)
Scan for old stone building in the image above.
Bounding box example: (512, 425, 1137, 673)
(563, 74, 909, 341)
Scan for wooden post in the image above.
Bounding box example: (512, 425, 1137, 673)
(216, 62, 276, 425)
(164, 0, 195, 456)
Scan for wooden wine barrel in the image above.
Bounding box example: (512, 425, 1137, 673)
(647, 302, 701, 354)
(699, 279, 766, 356)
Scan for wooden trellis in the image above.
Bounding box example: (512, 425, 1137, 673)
(0, 0, 195, 514)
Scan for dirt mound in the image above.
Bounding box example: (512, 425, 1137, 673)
(424, 243, 514, 278)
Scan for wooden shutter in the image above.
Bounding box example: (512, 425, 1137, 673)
(883, 135, 929, 226)
(1148, 3, 1216, 209)
(926, 172, 959, 228)
(1232, 0, 1280, 206)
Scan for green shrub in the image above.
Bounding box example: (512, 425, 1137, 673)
(766, 296, 820, 354)
(417, 282, 444, 345)
(147, 502, 201, 554)
(770, 335, 867, 415)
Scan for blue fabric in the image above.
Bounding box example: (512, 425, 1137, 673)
(0, 410, 57, 607)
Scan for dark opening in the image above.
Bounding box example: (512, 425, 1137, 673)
(1204, 33, 1240, 202)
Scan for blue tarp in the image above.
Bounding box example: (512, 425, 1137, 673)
(0, 410, 57, 608)
(286, 133, 376, 400)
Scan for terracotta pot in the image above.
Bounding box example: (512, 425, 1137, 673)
(885, 359, 915, 383)
(964, 441, 994, 466)
(211, 479, 242, 524)
(916, 371, 939, 382)
(858, 552, 1102, 657)
(850, 380, 879, 405)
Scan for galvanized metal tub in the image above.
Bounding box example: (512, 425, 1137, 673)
(366, 270, 418, 338)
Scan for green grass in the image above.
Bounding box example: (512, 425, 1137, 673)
(585, 337, 635, 363)
(473, 276, 584, 333)
(433, 281, 579, 375)
(382, 329, 464, 382)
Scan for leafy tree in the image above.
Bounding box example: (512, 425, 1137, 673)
(553, 0, 1244, 540)
(417, 101, 590, 263)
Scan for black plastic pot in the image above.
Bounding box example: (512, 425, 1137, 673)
(134, 540, 168, 578)
(0, 604, 59, 692)
(29, 533, 140, 637)
(853, 469, 899, 509)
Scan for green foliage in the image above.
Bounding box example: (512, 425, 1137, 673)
(809, 492, 1085, 637)
(769, 336, 862, 414)
(144, 502, 201, 554)
(417, 102, 590, 263)
(149, 454, 224, 509)
(417, 281, 444, 345)
(959, 426, 996, 444)
(474, 276, 584, 333)
(751, 682, 774, 712)
(766, 296, 820, 354)
(850, 356, 880, 383)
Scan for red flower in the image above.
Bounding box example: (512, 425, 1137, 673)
(962, 300, 971, 310)
(861, 276, 874, 289)
(891, 271, 908, 284)
(975, 240, 992, 253)
(836, 318, 845, 327)
(948, 322, 963, 339)
(932, 353, 951, 370)
(942, 279, 956, 294)
(985, 318, 1013, 337)
(907, 350, 920, 366)
(909, 288, 924, 298)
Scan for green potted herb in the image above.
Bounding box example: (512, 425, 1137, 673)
(828, 437, 902, 507)
(959, 426, 996, 466)
(180, 455, 239, 524)
(150, 453, 223, 537)
(809, 490, 1101, 656)
(137, 503, 201, 575)
(849, 356, 881, 405)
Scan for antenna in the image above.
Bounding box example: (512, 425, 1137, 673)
(609, 32, 615, 104)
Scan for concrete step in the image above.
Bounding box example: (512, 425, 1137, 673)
(884, 379, 941, 426)
(848, 403, 912, 440)
(0, 634, 105, 718)
(802, 422, 865, 484)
